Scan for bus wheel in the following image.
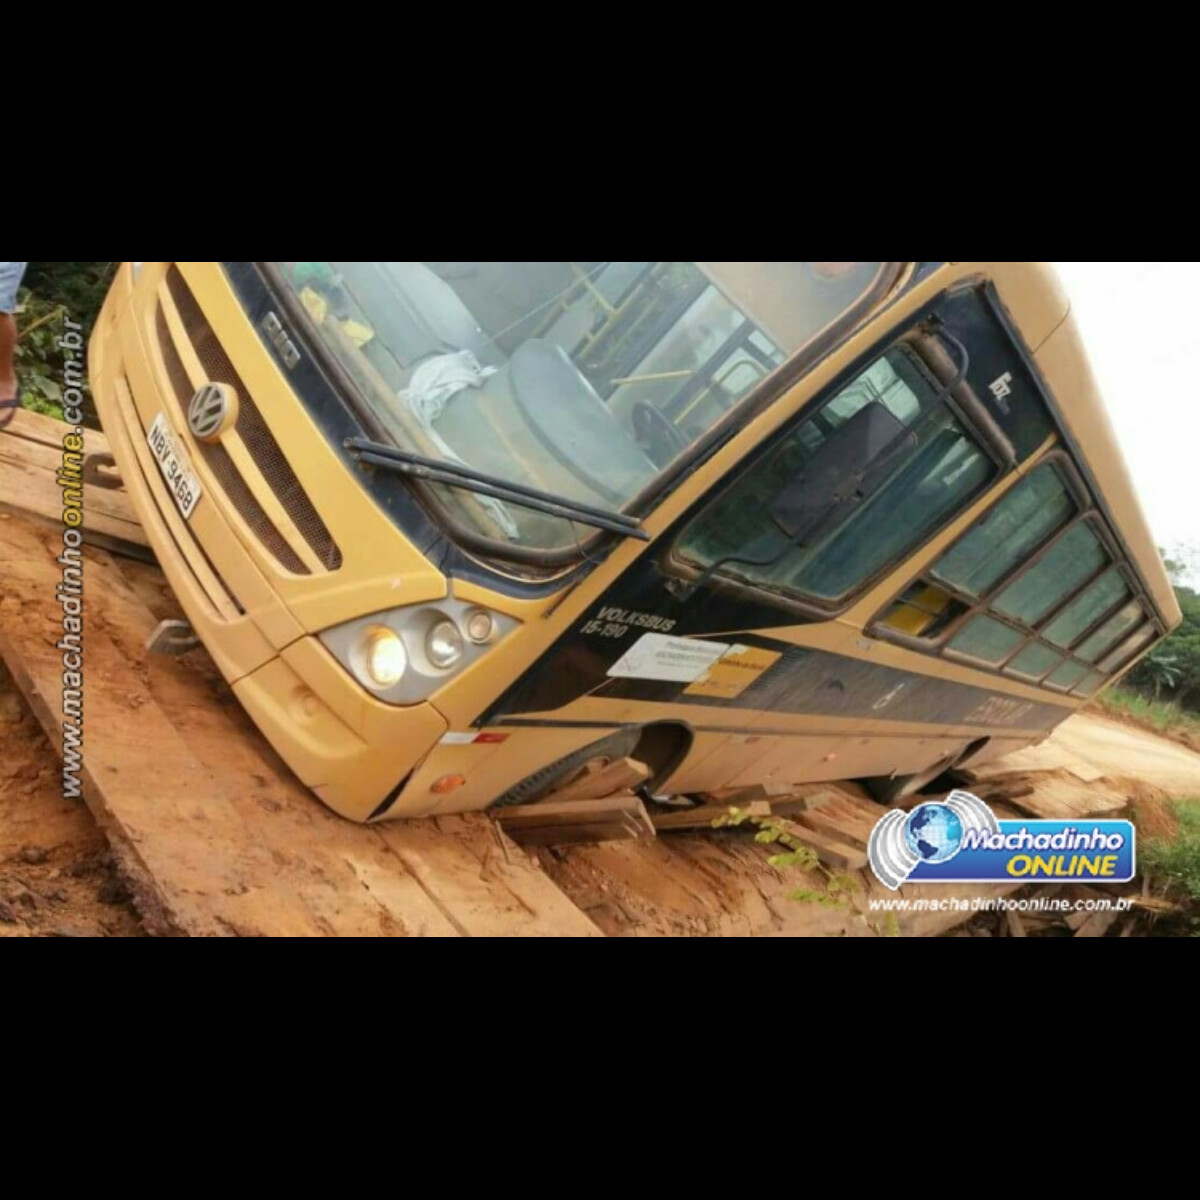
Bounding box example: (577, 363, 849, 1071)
(864, 754, 959, 807)
(492, 729, 643, 809)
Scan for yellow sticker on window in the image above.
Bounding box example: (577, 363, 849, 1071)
(300, 286, 328, 325)
(684, 646, 782, 700)
(341, 319, 375, 348)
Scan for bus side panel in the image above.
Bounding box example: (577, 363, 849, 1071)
(662, 730, 981, 796)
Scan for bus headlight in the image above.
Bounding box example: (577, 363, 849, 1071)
(319, 598, 520, 707)
(465, 610, 496, 644)
(427, 621, 465, 670)
(360, 626, 408, 689)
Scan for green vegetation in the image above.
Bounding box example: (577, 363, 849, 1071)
(715, 806, 901, 936)
(1108, 549, 1200, 738)
(1098, 689, 1200, 749)
(1142, 802, 1200, 914)
(14, 261, 115, 425)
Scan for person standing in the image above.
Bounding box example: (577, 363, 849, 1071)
(1, 261, 29, 428)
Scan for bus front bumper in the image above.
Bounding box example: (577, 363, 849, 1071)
(88, 271, 448, 823)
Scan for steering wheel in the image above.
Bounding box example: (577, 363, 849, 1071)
(633, 401, 689, 466)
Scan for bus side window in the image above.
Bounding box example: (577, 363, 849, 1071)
(875, 459, 1163, 696)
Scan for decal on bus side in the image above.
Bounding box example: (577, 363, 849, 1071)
(607, 633, 782, 700)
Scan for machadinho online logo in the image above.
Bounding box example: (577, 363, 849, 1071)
(868, 790, 1136, 892)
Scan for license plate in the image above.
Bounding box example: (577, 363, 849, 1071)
(147, 412, 202, 520)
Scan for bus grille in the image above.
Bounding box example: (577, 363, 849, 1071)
(156, 267, 343, 574)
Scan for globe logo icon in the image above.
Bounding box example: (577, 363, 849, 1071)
(904, 804, 965, 865)
(869, 791, 1000, 891)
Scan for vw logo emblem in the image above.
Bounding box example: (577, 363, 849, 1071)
(187, 383, 236, 442)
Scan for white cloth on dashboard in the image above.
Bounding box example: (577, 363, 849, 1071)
(402, 351, 497, 427)
(399, 352, 519, 539)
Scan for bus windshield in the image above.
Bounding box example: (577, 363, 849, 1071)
(269, 262, 891, 552)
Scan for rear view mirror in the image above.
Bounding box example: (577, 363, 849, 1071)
(769, 401, 915, 544)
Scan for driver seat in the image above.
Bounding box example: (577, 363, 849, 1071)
(436, 340, 656, 508)
(332, 261, 505, 371)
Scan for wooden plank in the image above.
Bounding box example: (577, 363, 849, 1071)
(551, 759, 605, 796)
(698, 781, 805, 806)
(550, 757, 652, 802)
(1074, 911, 1121, 938)
(0, 511, 599, 938)
(797, 804, 876, 847)
(3, 407, 114, 457)
(374, 818, 602, 936)
(776, 819, 869, 872)
(651, 786, 877, 840)
(498, 795, 656, 848)
(504, 819, 647, 849)
(0, 433, 138, 524)
(0, 411, 149, 550)
(651, 800, 773, 833)
(499, 795, 654, 830)
(969, 743, 1107, 785)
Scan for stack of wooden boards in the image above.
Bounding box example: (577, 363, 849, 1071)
(0, 408, 148, 556)
(496, 769, 887, 876)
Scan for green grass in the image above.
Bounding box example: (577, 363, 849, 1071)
(1097, 689, 1200, 746)
(1142, 801, 1200, 908)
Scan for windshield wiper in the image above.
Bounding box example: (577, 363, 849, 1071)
(344, 438, 650, 542)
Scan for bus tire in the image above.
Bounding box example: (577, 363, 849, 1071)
(491, 729, 643, 810)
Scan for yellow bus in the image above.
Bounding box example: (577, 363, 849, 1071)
(89, 262, 1182, 821)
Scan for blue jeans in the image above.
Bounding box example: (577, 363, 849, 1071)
(0, 261, 29, 314)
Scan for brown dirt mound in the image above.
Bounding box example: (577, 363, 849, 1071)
(1129, 791, 1182, 844)
(0, 664, 144, 938)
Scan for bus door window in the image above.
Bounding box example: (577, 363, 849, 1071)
(674, 343, 999, 605)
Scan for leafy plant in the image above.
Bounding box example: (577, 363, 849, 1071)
(1098, 688, 1200, 753)
(715, 807, 900, 936)
(1120, 572, 1200, 716)
(14, 293, 69, 420)
(1142, 801, 1200, 905)
(13, 261, 116, 427)
(1138, 648, 1182, 701)
(22, 262, 115, 329)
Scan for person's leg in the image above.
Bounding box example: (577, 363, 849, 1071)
(0, 261, 30, 426)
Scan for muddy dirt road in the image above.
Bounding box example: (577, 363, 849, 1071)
(978, 713, 1200, 799)
(1052, 716, 1200, 796)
